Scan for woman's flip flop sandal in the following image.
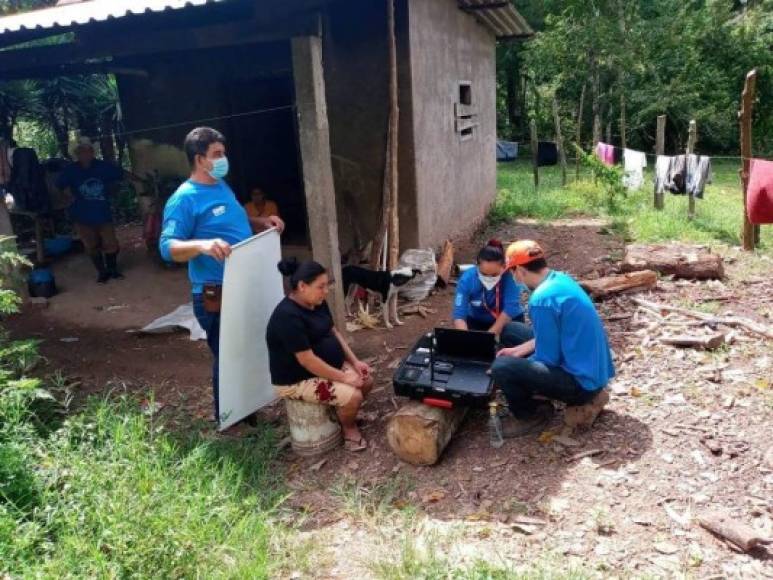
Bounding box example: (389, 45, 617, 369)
(344, 436, 368, 452)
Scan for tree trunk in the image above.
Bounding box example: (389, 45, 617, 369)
(552, 95, 567, 186)
(530, 118, 539, 189)
(579, 270, 658, 299)
(575, 82, 586, 180)
(622, 244, 724, 280)
(591, 54, 601, 146)
(387, 401, 468, 466)
(506, 70, 517, 140)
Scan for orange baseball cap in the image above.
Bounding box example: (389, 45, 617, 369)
(506, 240, 545, 269)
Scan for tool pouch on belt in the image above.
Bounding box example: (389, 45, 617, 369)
(203, 283, 222, 314)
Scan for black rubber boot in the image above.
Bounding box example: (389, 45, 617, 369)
(105, 252, 124, 280)
(91, 253, 109, 284)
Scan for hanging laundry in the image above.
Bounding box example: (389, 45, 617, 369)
(686, 155, 712, 199)
(747, 158, 773, 224)
(654, 155, 671, 195)
(666, 154, 687, 194)
(595, 142, 615, 166)
(622, 149, 648, 190)
(537, 141, 558, 166)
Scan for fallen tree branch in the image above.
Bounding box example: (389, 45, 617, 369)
(660, 332, 726, 350)
(631, 297, 773, 340)
(580, 270, 657, 299)
(698, 511, 772, 553)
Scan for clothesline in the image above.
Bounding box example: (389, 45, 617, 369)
(594, 142, 773, 162)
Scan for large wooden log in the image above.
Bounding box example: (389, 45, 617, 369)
(621, 244, 724, 280)
(660, 332, 726, 350)
(435, 240, 454, 288)
(579, 270, 657, 299)
(387, 401, 467, 466)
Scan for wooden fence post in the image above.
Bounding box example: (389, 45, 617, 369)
(739, 69, 757, 251)
(655, 114, 666, 210)
(530, 118, 539, 189)
(686, 120, 697, 220)
(552, 96, 567, 186)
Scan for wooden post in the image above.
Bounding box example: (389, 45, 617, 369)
(291, 36, 346, 330)
(386, 0, 400, 270)
(530, 118, 539, 189)
(686, 119, 697, 220)
(739, 69, 757, 251)
(575, 82, 586, 180)
(605, 121, 612, 145)
(552, 96, 567, 186)
(655, 114, 666, 209)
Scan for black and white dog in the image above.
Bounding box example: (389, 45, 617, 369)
(342, 265, 420, 329)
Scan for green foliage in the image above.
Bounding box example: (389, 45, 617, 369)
(498, 0, 773, 154)
(574, 145, 627, 211)
(0, 243, 285, 576)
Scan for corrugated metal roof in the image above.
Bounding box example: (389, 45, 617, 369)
(458, 0, 533, 39)
(0, 0, 228, 35)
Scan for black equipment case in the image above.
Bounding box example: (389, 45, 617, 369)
(392, 328, 496, 408)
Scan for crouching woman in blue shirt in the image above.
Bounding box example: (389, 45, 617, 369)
(491, 240, 615, 438)
(453, 240, 532, 347)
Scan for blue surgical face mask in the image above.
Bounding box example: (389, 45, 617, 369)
(208, 156, 229, 179)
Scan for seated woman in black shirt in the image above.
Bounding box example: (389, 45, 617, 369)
(266, 259, 373, 451)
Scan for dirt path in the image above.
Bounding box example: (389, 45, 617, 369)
(8, 219, 772, 577)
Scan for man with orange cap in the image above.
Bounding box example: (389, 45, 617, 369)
(490, 240, 614, 437)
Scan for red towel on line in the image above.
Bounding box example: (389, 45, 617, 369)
(747, 158, 773, 225)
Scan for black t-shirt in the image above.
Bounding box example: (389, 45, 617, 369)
(266, 297, 346, 385)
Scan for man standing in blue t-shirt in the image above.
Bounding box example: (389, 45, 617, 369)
(56, 137, 125, 283)
(159, 127, 284, 423)
(491, 240, 615, 437)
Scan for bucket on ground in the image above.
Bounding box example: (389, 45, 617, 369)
(284, 398, 342, 457)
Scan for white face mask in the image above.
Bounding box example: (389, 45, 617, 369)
(478, 273, 501, 291)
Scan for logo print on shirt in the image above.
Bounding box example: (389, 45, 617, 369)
(212, 205, 226, 217)
(78, 178, 106, 201)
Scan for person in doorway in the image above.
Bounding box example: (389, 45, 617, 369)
(490, 240, 615, 437)
(244, 186, 280, 233)
(159, 127, 285, 424)
(267, 259, 372, 452)
(55, 137, 124, 283)
(452, 239, 531, 347)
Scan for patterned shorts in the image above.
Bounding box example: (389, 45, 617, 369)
(275, 364, 358, 408)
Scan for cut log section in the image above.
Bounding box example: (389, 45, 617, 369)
(435, 240, 455, 288)
(698, 511, 771, 553)
(622, 244, 724, 280)
(660, 332, 726, 350)
(386, 400, 467, 466)
(580, 270, 658, 299)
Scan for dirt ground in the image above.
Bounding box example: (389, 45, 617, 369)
(7, 220, 773, 578)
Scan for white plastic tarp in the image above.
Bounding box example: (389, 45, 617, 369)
(140, 303, 206, 341)
(218, 228, 284, 430)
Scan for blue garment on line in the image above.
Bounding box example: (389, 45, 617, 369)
(453, 266, 525, 328)
(159, 179, 252, 294)
(55, 160, 123, 225)
(528, 270, 615, 391)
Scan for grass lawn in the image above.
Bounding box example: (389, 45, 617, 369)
(494, 158, 772, 255)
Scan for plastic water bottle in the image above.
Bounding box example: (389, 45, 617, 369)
(488, 402, 504, 448)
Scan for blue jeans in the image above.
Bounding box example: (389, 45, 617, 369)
(192, 293, 220, 422)
(467, 316, 534, 348)
(489, 324, 598, 419)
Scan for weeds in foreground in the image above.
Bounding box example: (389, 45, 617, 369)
(331, 473, 414, 524)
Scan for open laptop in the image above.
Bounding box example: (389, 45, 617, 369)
(393, 327, 496, 406)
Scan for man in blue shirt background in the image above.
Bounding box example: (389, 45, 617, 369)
(56, 137, 124, 283)
(491, 240, 615, 437)
(160, 127, 284, 424)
